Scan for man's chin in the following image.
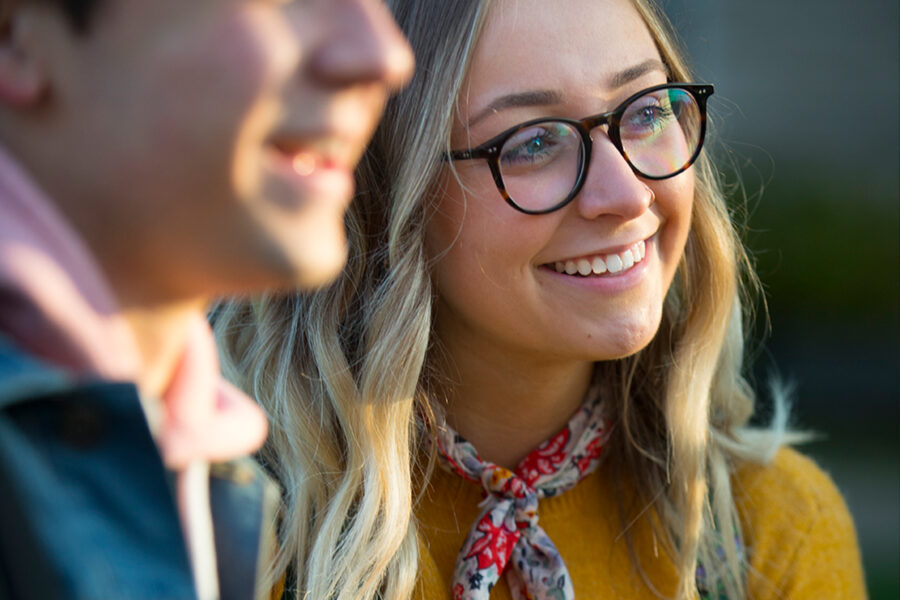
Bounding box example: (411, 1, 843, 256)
(243, 215, 348, 293)
(289, 241, 349, 291)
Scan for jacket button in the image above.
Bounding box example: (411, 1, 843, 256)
(58, 404, 106, 449)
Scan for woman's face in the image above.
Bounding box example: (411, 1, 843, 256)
(426, 0, 694, 367)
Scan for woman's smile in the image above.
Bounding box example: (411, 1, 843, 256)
(536, 236, 657, 296)
(549, 238, 647, 277)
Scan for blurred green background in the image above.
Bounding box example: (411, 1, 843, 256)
(662, 0, 899, 597)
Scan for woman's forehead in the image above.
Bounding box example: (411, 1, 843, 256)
(461, 0, 661, 115)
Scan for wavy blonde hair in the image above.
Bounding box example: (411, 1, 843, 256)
(215, 1, 790, 599)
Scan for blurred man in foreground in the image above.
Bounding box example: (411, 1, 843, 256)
(0, 0, 412, 597)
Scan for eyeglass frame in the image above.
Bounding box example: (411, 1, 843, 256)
(445, 82, 714, 215)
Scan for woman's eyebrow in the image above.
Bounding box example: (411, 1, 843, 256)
(467, 90, 563, 128)
(607, 58, 669, 89)
(465, 59, 668, 129)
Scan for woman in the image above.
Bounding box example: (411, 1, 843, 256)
(216, 0, 865, 598)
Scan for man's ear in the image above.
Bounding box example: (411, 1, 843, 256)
(0, 8, 47, 107)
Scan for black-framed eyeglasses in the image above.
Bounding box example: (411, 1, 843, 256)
(446, 83, 714, 215)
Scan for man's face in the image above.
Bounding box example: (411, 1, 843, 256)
(21, 0, 412, 302)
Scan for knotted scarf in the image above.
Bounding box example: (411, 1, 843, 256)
(434, 395, 608, 600)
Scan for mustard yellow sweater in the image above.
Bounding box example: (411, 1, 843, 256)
(414, 448, 866, 599)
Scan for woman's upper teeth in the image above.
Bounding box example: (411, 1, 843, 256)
(554, 240, 646, 276)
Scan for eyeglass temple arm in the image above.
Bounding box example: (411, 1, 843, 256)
(446, 145, 499, 161)
(445, 150, 472, 161)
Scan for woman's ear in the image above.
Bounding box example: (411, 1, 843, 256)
(0, 8, 48, 107)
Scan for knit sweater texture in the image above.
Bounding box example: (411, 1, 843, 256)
(414, 447, 865, 599)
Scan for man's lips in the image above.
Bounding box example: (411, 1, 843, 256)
(268, 135, 362, 175)
(262, 137, 357, 211)
(288, 152, 341, 176)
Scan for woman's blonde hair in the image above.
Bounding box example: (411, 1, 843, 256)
(215, 1, 790, 599)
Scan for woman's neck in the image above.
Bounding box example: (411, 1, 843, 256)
(437, 339, 594, 470)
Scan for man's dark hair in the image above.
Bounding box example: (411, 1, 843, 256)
(1, 0, 103, 33)
(45, 0, 103, 31)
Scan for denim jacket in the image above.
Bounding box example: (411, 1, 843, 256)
(0, 335, 279, 600)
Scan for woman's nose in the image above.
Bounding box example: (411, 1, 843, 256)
(573, 133, 654, 221)
(308, 0, 414, 92)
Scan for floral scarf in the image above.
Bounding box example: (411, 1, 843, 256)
(434, 394, 608, 600)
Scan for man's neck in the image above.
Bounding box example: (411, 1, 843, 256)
(121, 298, 207, 399)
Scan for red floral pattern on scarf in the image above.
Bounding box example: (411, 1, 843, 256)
(518, 428, 571, 487)
(434, 393, 608, 600)
(465, 513, 521, 572)
(575, 435, 605, 474)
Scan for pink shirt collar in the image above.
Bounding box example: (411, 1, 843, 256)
(0, 144, 141, 379)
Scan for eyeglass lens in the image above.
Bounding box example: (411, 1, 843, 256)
(497, 87, 702, 212)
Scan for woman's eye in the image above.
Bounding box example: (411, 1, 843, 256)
(500, 124, 567, 167)
(622, 99, 674, 138)
(638, 105, 666, 123)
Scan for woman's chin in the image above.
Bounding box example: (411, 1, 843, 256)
(584, 318, 662, 363)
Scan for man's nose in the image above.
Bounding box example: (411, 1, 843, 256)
(309, 0, 414, 91)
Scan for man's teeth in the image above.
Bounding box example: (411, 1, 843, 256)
(291, 152, 317, 176)
(553, 240, 646, 277)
